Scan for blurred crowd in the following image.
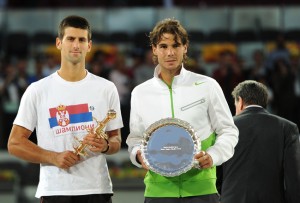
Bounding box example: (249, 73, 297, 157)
(1, 34, 300, 150)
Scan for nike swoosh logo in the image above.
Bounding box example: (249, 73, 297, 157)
(194, 81, 205, 86)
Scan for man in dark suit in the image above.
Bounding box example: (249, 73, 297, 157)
(220, 80, 300, 203)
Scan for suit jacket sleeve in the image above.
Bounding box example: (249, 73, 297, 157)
(284, 122, 300, 203)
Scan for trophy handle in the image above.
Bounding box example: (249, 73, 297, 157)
(94, 109, 117, 139)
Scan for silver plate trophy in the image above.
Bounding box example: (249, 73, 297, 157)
(141, 118, 200, 177)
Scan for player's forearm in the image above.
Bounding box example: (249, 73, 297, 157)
(8, 136, 58, 165)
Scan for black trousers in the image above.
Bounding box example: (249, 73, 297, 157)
(144, 194, 220, 203)
(40, 194, 112, 203)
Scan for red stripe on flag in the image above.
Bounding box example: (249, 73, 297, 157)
(49, 104, 89, 117)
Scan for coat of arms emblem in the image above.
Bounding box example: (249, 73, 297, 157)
(56, 105, 70, 127)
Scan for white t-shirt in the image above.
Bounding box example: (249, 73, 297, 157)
(14, 71, 123, 197)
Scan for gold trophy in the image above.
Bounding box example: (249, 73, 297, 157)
(73, 109, 117, 156)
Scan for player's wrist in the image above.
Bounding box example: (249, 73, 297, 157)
(101, 139, 109, 153)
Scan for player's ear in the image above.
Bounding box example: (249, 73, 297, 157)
(56, 37, 62, 50)
(87, 40, 92, 52)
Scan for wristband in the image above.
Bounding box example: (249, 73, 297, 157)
(101, 139, 109, 153)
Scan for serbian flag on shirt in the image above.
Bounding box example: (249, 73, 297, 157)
(48, 104, 93, 128)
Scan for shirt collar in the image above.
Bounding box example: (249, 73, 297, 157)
(245, 105, 263, 109)
(154, 64, 188, 86)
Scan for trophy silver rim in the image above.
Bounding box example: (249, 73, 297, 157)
(141, 118, 200, 177)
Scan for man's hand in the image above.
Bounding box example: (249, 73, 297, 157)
(52, 151, 80, 169)
(83, 133, 108, 153)
(194, 151, 213, 169)
(137, 150, 149, 170)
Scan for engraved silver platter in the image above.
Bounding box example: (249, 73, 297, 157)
(141, 118, 200, 177)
